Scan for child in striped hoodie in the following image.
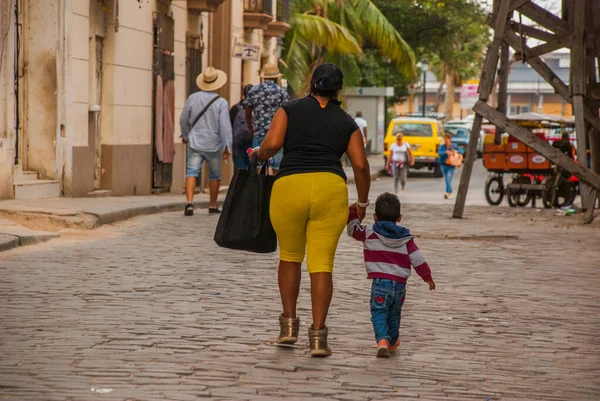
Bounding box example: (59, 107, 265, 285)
(347, 192, 435, 358)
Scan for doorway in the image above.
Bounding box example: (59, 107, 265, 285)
(152, 12, 175, 190)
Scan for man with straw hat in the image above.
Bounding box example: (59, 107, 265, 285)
(180, 67, 232, 216)
(243, 63, 290, 172)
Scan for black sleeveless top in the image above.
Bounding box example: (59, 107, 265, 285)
(277, 96, 359, 181)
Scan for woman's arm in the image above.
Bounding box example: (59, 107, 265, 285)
(407, 147, 415, 166)
(256, 108, 287, 161)
(347, 129, 371, 222)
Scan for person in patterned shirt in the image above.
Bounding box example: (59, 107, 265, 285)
(243, 63, 290, 172)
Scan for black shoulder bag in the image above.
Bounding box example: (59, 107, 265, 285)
(188, 96, 220, 132)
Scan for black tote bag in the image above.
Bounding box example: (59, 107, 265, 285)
(214, 158, 277, 253)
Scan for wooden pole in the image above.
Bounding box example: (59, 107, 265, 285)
(496, 41, 510, 141)
(473, 100, 600, 191)
(452, 0, 511, 219)
(571, 0, 593, 215)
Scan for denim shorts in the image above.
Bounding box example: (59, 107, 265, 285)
(186, 146, 222, 180)
(253, 136, 283, 170)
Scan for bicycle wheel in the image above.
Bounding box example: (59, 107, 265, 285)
(507, 175, 532, 207)
(555, 183, 576, 207)
(485, 176, 504, 206)
(542, 177, 556, 209)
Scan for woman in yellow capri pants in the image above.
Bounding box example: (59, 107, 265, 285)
(249, 64, 371, 356)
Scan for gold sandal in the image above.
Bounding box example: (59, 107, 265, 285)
(308, 325, 331, 357)
(276, 314, 300, 345)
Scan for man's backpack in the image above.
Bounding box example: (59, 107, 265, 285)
(232, 105, 252, 155)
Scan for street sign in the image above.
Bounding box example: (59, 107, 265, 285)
(460, 80, 479, 110)
(232, 41, 260, 61)
(408, 84, 416, 95)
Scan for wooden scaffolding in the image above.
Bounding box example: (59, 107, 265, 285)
(453, 0, 600, 223)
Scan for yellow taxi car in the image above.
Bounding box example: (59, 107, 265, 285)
(384, 117, 444, 177)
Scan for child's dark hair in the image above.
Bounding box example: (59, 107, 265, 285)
(375, 192, 401, 222)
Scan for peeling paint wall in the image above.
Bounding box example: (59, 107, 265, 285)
(0, 0, 16, 199)
(24, 0, 60, 180)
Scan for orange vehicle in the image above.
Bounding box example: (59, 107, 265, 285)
(483, 113, 576, 208)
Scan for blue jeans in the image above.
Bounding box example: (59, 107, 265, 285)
(440, 164, 455, 193)
(370, 279, 406, 343)
(253, 136, 283, 170)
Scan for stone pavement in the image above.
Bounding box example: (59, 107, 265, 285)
(0, 204, 599, 400)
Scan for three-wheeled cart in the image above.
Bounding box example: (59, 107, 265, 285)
(483, 113, 578, 208)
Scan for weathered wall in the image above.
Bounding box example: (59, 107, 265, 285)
(24, 0, 60, 180)
(100, 0, 154, 195)
(0, 0, 16, 199)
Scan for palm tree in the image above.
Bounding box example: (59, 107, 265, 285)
(282, 0, 416, 95)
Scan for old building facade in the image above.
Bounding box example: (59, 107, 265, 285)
(0, 0, 289, 200)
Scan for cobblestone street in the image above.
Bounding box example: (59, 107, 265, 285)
(1, 202, 599, 401)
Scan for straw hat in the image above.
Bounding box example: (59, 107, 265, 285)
(197, 67, 228, 91)
(260, 63, 283, 79)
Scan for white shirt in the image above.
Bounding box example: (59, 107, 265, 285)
(355, 117, 368, 144)
(390, 142, 411, 163)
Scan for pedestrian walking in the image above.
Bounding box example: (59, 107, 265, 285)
(386, 133, 414, 194)
(248, 63, 371, 357)
(438, 132, 458, 199)
(347, 192, 435, 358)
(243, 63, 290, 173)
(354, 111, 368, 148)
(230, 85, 254, 170)
(179, 67, 232, 216)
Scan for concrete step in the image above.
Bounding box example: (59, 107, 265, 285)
(14, 180, 61, 200)
(87, 190, 112, 198)
(14, 165, 38, 181)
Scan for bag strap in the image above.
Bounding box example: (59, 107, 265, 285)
(190, 96, 220, 130)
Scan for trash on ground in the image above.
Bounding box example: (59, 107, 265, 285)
(90, 388, 113, 394)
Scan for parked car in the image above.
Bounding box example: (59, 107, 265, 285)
(384, 117, 444, 177)
(445, 119, 486, 157)
(443, 125, 469, 156)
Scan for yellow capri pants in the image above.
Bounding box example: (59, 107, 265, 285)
(270, 172, 349, 274)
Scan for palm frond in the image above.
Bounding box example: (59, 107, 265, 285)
(348, 0, 416, 79)
(291, 14, 363, 56)
(282, 24, 314, 96)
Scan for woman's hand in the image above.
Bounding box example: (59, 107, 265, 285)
(356, 205, 367, 222)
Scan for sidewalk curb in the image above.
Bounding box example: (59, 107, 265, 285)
(0, 234, 19, 252)
(0, 168, 382, 238)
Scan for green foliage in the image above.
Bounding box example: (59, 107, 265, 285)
(358, 0, 490, 104)
(282, 0, 416, 95)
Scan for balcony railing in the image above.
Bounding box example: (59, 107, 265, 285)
(276, 0, 290, 22)
(244, 0, 273, 15)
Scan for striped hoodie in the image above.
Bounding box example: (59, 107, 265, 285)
(347, 207, 433, 284)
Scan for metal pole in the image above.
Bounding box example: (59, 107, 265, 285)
(422, 69, 426, 116)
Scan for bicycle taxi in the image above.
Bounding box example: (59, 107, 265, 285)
(483, 112, 577, 208)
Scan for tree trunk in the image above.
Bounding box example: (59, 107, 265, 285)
(444, 69, 455, 120)
(434, 82, 445, 112)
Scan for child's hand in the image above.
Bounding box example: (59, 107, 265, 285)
(427, 280, 436, 291)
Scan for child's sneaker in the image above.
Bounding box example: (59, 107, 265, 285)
(388, 339, 400, 352)
(376, 339, 389, 358)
